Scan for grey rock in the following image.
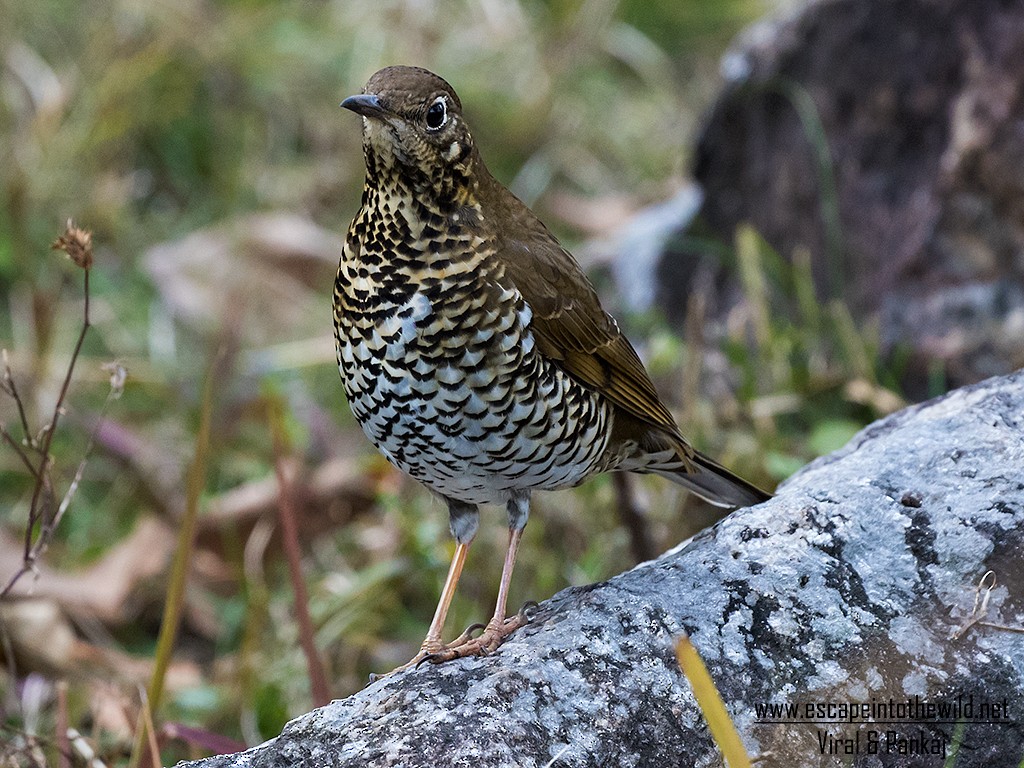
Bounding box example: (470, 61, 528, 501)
(179, 369, 1024, 767)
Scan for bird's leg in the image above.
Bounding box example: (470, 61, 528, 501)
(482, 524, 528, 637)
(425, 492, 531, 661)
(420, 539, 471, 652)
(415, 498, 479, 657)
(374, 498, 478, 677)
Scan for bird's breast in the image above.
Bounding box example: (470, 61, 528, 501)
(334, 203, 610, 503)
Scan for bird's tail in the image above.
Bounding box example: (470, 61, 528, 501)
(619, 433, 771, 509)
(649, 449, 772, 509)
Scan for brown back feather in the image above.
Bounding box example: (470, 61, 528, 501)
(484, 173, 687, 445)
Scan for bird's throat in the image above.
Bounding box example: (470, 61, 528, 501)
(363, 139, 481, 219)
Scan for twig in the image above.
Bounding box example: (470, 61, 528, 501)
(25, 268, 90, 555)
(268, 396, 332, 707)
(2, 348, 34, 445)
(56, 681, 71, 768)
(20, 465, 55, 583)
(51, 363, 126, 533)
(13, 365, 126, 593)
(0, 423, 39, 477)
(976, 621, 1024, 634)
(949, 571, 1024, 639)
(950, 570, 995, 640)
(1, 223, 96, 600)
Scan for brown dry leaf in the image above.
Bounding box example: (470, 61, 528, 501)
(0, 518, 174, 623)
(0, 458, 380, 628)
(201, 455, 381, 546)
(143, 212, 341, 346)
(0, 597, 77, 676)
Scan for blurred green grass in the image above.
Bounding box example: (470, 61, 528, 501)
(0, 0, 910, 764)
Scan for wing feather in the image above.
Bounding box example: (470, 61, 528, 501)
(498, 233, 681, 437)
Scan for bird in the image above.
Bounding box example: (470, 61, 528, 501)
(335, 65, 770, 671)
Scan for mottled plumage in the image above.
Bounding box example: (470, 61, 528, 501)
(335, 66, 770, 668)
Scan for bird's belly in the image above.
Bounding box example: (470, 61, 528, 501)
(337, 298, 609, 506)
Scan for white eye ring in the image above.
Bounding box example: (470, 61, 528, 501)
(425, 96, 447, 130)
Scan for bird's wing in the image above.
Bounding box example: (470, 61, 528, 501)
(498, 229, 682, 437)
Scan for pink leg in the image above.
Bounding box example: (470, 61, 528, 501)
(424, 526, 531, 663)
(377, 540, 470, 677)
(421, 540, 470, 652)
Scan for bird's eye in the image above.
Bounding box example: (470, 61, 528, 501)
(425, 97, 447, 130)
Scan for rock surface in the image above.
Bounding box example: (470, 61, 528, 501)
(659, 0, 1024, 393)
(178, 370, 1024, 767)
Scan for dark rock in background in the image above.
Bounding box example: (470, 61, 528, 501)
(176, 370, 1024, 768)
(659, 0, 1024, 392)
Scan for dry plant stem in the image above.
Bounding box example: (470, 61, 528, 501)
(13, 373, 124, 597)
(269, 402, 331, 707)
(54, 377, 123, 526)
(0, 270, 91, 599)
(26, 270, 90, 546)
(1, 371, 121, 600)
(2, 348, 34, 444)
(141, 688, 163, 768)
(0, 423, 38, 476)
(978, 622, 1024, 634)
(951, 570, 1024, 639)
(56, 681, 70, 768)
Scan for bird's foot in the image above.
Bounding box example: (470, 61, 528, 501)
(367, 603, 537, 682)
(420, 611, 528, 664)
(421, 602, 537, 664)
(365, 625, 491, 682)
(366, 643, 443, 683)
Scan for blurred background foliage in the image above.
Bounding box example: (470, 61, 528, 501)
(0, 0, 909, 764)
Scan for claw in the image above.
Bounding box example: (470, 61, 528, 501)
(517, 600, 539, 621)
(416, 652, 440, 668)
(449, 622, 486, 644)
(459, 622, 486, 640)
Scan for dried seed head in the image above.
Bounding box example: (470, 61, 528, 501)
(51, 220, 93, 270)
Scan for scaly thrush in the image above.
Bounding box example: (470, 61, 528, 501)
(335, 66, 770, 670)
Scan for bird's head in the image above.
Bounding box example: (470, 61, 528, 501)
(342, 66, 480, 202)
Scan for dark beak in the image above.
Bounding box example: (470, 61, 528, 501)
(341, 93, 387, 119)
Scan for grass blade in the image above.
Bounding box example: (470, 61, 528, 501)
(676, 635, 752, 768)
